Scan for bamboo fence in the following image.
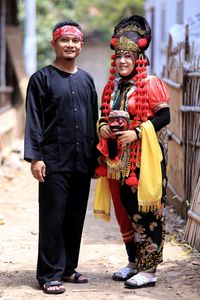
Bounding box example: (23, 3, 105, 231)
(183, 72, 200, 250)
(163, 24, 200, 248)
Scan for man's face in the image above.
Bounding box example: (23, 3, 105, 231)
(109, 116, 129, 132)
(51, 34, 83, 61)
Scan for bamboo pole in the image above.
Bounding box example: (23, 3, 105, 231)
(180, 105, 200, 112)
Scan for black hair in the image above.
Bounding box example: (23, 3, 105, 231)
(114, 15, 151, 37)
(52, 20, 82, 32)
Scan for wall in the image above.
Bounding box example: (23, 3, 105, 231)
(145, 0, 200, 76)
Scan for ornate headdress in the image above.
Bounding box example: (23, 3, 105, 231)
(110, 15, 151, 52)
(101, 15, 152, 120)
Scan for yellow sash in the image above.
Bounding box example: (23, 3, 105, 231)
(93, 120, 163, 220)
(93, 177, 111, 221)
(138, 121, 163, 212)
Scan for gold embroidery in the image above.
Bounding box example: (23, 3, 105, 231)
(116, 36, 139, 52)
(116, 25, 145, 36)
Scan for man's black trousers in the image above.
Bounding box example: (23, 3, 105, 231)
(36, 171, 91, 285)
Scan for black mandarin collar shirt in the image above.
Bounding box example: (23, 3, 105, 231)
(24, 65, 98, 174)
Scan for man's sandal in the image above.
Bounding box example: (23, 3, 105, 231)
(124, 273, 157, 289)
(63, 271, 88, 284)
(42, 280, 66, 294)
(113, 267, 138, 281)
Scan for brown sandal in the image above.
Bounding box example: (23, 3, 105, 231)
(63, 271, 88, 284)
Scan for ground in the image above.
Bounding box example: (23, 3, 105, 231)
(0, 158, 199, 300)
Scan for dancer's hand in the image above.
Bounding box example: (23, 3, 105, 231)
(99, 125, 115, 139)
(115, 130, 138, 145)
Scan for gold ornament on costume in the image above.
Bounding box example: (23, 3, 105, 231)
(116, 36, 139, 52)
(116, 25, 145, 36)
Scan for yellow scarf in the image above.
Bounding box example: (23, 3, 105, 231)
(138, 120, 163, 212)
(93, 177, 111, 221)
(93, 120, 163, 220)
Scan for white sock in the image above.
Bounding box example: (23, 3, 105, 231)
(138, 272, 156, 279)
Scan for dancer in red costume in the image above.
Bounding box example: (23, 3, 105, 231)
(95, 15, 170, 288)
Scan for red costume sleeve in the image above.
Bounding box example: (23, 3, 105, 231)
(146, 76, 170, 114)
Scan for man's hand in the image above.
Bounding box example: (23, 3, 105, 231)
(31, 160, 46, 182)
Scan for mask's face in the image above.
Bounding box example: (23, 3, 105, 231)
(108, 116, 129, 132)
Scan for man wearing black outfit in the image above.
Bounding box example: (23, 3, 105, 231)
(24, 20, 98, 294)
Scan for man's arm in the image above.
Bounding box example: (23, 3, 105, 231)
(24, 74, 46, 181)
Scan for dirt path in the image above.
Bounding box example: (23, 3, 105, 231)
(0, 160, 199, 300)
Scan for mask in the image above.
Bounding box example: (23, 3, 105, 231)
(108, 110, 130, 132)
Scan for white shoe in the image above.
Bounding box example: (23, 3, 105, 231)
(113, 266, 137, 281)
(124, 272, 157, 288)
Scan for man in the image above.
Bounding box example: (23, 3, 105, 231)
(24, 20, 98, 294)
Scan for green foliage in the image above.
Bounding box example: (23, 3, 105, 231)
(75, 0, 144, 38)
(18, 0, 144, 68)
(35, 0, 77, 68)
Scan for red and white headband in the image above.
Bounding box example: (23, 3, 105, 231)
(52, 25, 83, 41)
